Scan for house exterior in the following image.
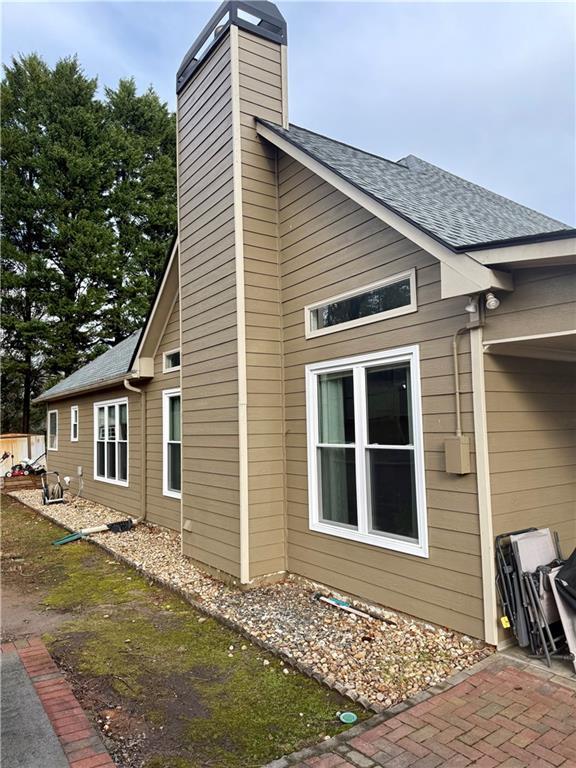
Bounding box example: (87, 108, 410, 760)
(35, 0, 576, 646)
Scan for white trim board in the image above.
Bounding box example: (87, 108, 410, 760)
(256, 122, 513, 299)
(468, 236, 576, 267)
(484, 330, 576, 363)
(131, 239, 179, 377)
(231, 25, 250, 585)
(470, 326, 498, 646)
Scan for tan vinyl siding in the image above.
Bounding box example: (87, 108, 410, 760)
(483, 266, 576, 341)
(45, 387, 142, 518)
(486, 356, 576, 555)
(177, 35, 241, 577)
(237, 28, 286, 579)
(278, 154, 485, 638)
(142, 296, 181, 531)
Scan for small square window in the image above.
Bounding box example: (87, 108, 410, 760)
(163, 349, 181, 372)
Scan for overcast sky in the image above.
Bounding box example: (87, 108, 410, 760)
(3, 1, 574, 224)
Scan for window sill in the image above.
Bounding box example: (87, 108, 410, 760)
(94, 475, 129, 488)
(163, 366, 181, 374)
(309, 520, 428, 558)
(47, 446, 58, 452)
(163, 489, 181, 500)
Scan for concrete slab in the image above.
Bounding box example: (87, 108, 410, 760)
(1, 652, 69, 768)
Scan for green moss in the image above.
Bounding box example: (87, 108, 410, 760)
(44, 563, 155, 610)
(145, 758, 193, 768)
(2, 497, 366, 767)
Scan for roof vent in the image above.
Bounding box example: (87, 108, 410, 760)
(177, 1, 287, 94)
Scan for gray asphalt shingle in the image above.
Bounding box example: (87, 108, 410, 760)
(261, 121, 572, 250)
(37, 330, 141, 402)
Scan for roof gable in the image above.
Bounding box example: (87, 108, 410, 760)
(261, 122, 572, 251)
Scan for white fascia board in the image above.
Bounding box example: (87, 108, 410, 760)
(256, 122, 513, 298)
(466, 236, 576, 266)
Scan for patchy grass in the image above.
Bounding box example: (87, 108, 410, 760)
(1, 497, 366, 768)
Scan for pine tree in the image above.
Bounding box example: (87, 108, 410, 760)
(1, 56, 177, 432)
(39, 57, 115, 378)
(103, 79, 177, 344)
(1, 55, 53, 432)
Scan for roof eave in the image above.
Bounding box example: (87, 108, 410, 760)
(33, 374, 137, 405)
(464, 234, 576, 269)
(458, 228, 576, 253)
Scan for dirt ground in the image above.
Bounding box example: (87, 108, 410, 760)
(1, 582, 74, 640)
(1, 496, 364, 768)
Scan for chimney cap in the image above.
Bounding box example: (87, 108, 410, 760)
(177, 1, 287, 94)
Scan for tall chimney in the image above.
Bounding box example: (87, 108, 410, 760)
(176, 2, 287, 584)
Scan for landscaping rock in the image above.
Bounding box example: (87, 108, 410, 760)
(10, 489, 492, 709)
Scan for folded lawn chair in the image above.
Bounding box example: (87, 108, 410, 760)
(496, 528, 574, 671)
(510, 529, 564, 667)
(550, 550, 576, 674)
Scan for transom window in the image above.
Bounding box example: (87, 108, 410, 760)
(306, 346, 428, 557)
(94, 399, 128, 486)
(163, 389, 181, 498)
(70, 406, 79, 442)
(47, 410, 58, 451)
(305, 270, 416, 338)
(163, 349, 181, 372)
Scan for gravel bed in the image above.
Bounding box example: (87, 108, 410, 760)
(9, 489, 492, 709)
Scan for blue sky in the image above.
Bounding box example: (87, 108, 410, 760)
(3, 1, 574, 224)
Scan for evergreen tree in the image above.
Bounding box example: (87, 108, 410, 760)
(39, 57, 115, 378)
(103, 79, 177, 343)
(2, 55, 53, 432)
(1, 55, 177, 432)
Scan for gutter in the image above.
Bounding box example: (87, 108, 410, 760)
(458, 227, 576, 252)
(124, 378, 148, 522)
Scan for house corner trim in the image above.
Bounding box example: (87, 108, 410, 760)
(231, 25, 250, 584)
(470, 326, 498, 646)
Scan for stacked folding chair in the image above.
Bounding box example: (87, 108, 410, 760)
(496, 527, 576, 673)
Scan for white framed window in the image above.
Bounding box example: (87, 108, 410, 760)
(93, 398, 128, 486)
(47, 410, 58, 451)
(163, 349, 181, 373)
(163, 389, 181, 499)
(70, 406, 79, 442)
(306, 346, 428, 558)
(305, 270, 417, 339)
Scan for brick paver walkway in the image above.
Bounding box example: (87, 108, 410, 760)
(269, 658, 576, 768)
(1, 637, 113, 768)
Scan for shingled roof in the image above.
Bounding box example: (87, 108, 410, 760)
(261, 121, 573, 251)
(35, 330, 142, 403)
